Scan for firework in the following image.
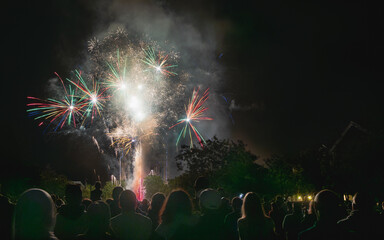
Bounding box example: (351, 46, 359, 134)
(67, 70, 108, 123)
(142, 47, 177, 76)
(170, 88, 213, 148)
(27, 84, 82, 131)
(110, 136, 135, 155)
(105, 49, 128, 92)
(26, 27, 216, 193)
(109, 132, 153, 155)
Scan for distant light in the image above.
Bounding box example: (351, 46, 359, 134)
(69, 105, 74, 110)
(120, 83, 126, 89)
(155, 66, 161, 72)
(186, 118, 190, 122)
(138, 84, 143, 90)
(307, 195, 312, 200)
(298, 196, 303, 201)
(132, 139, 136, 142)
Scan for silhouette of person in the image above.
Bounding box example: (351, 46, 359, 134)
(268, 196, 285, 240)
(82, 198, 92, 211)
(195, 188, 226, 240)
(55, 198, 64, 209)
(224, 197, 243, 240)
(110, 190, 152, 240)
(300, 200, 316, 230)
(193, 176, 209, 212)
(238, 192, 275, 240)
(108, 186, 123, 218)
(219, 197, 232, 219)
(147, 192, 165, 231)
(55, 184, 87, 240)
(91, 181, 102, 202)
(282, 202, 303, 240)
(0, 193, 14, 239)
(75, 200, 114, 240)
(12, 188, 58, 240)
(155, 189, 197, 240)
(139, 199, 149, 214)
(298, 189, 345, 240)
(338, 191, 383, 239)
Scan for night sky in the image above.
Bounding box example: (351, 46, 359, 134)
(3, 0, 384, 181)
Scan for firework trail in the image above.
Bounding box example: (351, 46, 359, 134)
(132, 143, 144, 201)
(27, 84, 83, 131)
(170, 88, 213, 148)
(104, 49, 128, 92)
(142, 47, 178, 76)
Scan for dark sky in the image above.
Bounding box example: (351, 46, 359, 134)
(3, 0, 384, 180)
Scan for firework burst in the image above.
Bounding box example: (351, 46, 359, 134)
(111, 136, 135, 156)
(109, 132, 154, 155)
(170, 88, 213, 148)
(67, 70, 108, 123)
(27, 85, 83, 131)
(105, 49, 128, 92)
(142, 47, 177, 76)
(26, 27, 216, 191)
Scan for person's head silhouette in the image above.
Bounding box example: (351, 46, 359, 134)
(352, 192, 374, 212)
(95, 181, 101, 190)
(65, 184, 82, 206)
(150, 192, 166, 212)
(13, 188, 57, 240)
(241, 192, 266, 220)
(160, 189, 192, 224)
(232, 197, 243, 212)
(194, 176, 209, 194)
(86, 201, 111, 234)
(313, 189, 341, 222)
(119, 190, 137, 213)
(199, 188, 221, 214)
(112, 186, 123, 201)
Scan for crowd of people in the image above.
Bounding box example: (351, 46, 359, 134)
(1, 176, 384, 240)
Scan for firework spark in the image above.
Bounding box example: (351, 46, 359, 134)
(170, 88, 212, 148)
(110, 136, 135, 156)
(27, 85, 83, 131)
(105, 49, 128, 92)
(142, 47, 177, 76)
(26, 28, 215, 192)
(109, 132, 153, 155)
(67, 70, 108, 123)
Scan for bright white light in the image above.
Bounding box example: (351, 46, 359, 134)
(135, 112, 146, 122)
(91, 96, 98, 103)
(120, 83, 126, 89)
(298, 196, 303, 201)
(186, 118, 190, 122)
(155, 66, 161, 72)
(137, 84, 143, 90)
(129, 96, 140, 109)
(69, 105, 74, 110)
